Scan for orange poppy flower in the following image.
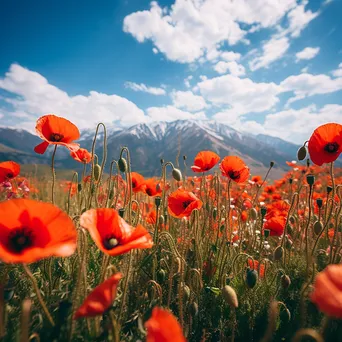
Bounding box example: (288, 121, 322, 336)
(131, 172, 146, 193)
(0, 161, 20, 184)
(74, 273, 123, 319)
(308, 123, 342, 166)
(168, 188, 202, 218)
(145, 307, 186, 342)
(146, 210, 157, 225)
(220, 156, 250, 183)
(311, 264, 342, 318)
(70, 148, 92, 164)
(34, 114, 80, 155)
(144, 178, 162, 197)
(80, 208, 153, 256)
(263, 215, 286, 236)
(0, 199, 77, 263)
(191, 151, 220, 173)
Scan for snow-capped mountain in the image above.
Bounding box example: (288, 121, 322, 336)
(0, 120, 301, 178)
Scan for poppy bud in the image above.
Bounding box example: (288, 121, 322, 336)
(274, 246, 284, 261)
(270, 161, 275, 168)
(327, 186, 333, 194)
(314, 221, 323, 235)
(289, 216, 295, 224)
(264, 229, 270, 238)
(156, 183, 162, 192)
(246, 269, 258, 288)
(285, 238, 293, 250)
(172, 168, 182, 182)
(157, 269, 166, 283)
(316, 198, 323, 208)
(297, 145, 307, 161)
(189, 302, 198, 317)
(119, 208, 125, 218)
(260, 206, 267, 217)
(155, 196, 161, 208)
(281, 275, 291, 289)
(118, 158, 127, 173)
(306, 174, 315, 186)
(221, 285, 238, 308)
(94, 164, 101, 181)
(212, 207, 217, 219)
(78, 183, 82, 192)
(183, 155, 187, 161)
(160, 158, 164, 165)
(182, 283, 191, 302)
(289, 178, 293, 184)
(249, 208, 257, 220)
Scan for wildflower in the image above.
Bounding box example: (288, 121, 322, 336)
(131, 172, 146, 193)
(80, 208, 153, 256)
(145, 307, 186, 342)
(70, 148, 92, 164)
(191, 151, 220, 173)
(0, 161, 20, 184)
(74, 273, 123, 319)
(144, 178, 162, 197)
(0, 199, 77, 263)
(34, 114, 80, 154)
(308, 123, 342, 166)
(168, 188, 202, 218)
(311, 264, 342, 318)
(220, 156, 250, 183)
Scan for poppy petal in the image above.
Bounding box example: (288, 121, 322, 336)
(34, 141, 49, 154)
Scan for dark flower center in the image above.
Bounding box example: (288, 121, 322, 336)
(182, 200, 192, 209)
(324, 142, 339, 154)
(103, 236, 120, 250)
(50, 133, 64, 142)
(7, 172, 14, 179)
(8, 228, 34, 253)
(228, 170, 240, 180)
(132, 180, 137, 188)
(146, 188, 153, 196)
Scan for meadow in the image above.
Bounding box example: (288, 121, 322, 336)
(0, 115, 341, 342)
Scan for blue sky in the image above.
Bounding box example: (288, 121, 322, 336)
(0, 0, 341, 143)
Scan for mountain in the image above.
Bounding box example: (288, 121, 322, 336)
(0, 120, 300, 178)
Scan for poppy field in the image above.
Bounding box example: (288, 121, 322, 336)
(0, 115, 342, 342)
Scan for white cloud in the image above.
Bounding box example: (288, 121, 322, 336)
(0, 64, 147, 129)
(198, 74, 281, 115)
(332, 63, 342, 78)
(146, 105, 207, 122)
(213, 61, 246, 76)
(171, 90, 207, 111)
(295, 47, 320, 61)
(249, 36, 290, 71)
(123, 0, 298, 63)
(184, 75, 193, 88)
(124, 81, 166, 95)
(220, 51, 241, 62)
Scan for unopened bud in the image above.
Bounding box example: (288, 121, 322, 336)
(246, 269, 258, 289)
(297, 145, 307, 161)
(270, 161, 275, 168)
(189, 302, 198, 317)
(281, 275, 291, 289)
(274, 246, 284, 261)
(94, 164, 101, 181)
(314, 221, 323, 235)
(261, 207, 267, 217)
(306, 174, 315, 186)
(155, 196, 161, 208)
(183, 155, 187, 161)
(289, 216, 295, 224)
(212, 207, 218, 220)
(264, 229, 270, 238)
(327, 186, 333, 194)
(119, 208, 125, 218)
(118, 158, 127, 172)
(182, 283, 191, 302)
(157, 269, 166, 283)
(221, 285, 238, 308)
(250, 208, 258, 220)
(77, 183, 82, 192)
(316, 198, 323, 208)
(172, 168, 182, 182)
(289, 178, 293, 184)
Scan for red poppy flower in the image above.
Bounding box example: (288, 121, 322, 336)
(144, 178, 162, 197)
(263, 215, 286, 236)
(0, 161, 20, 184)
(34, 114, 80, 155)
(308, 123, 342, 166)
(131, 172, 146, 193)
(70, 148, 92, 164)
(146, 211, 157, 225)
(145, 307, 186, 342)
(191, 151, 220, 173)
(220, 156, 250, 183)
(311, 264, 342, 318)
(80, 208, 153, 256)
(0, 199, 77, 263)
(74, 273, 123, 319)
(168, 189, 202, 218)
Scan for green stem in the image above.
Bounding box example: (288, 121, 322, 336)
(51, 145, 57, 205)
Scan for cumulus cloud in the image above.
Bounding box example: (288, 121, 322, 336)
(146, 105, 207, 122)
(295, 47, 320, 61)
(171, 90, 207, 112)
(213, 61, 246, 76)
(332, 63, 342, 78)
(124, 81, 166, 95)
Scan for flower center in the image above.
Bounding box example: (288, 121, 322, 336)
(324, 142, 339, 154)
(103, 236, 119, 250)
(8, 228, 34, 253)
(228, 170, 240, 180)
(182, 200, 192, 209)
(50, 133, 64, 142)
(146, 188, 153, 196)
(132, 180, 137, 189)
(6, 172, 14, 179)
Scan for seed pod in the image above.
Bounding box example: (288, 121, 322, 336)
(94, 164, 101, 181)
(316, 198, 323, 208)
(189, 302, 199, 317)
(118, 157, 127, 172)
(250, 208, 258, 220)
(157, 269, 166, 284)
(221, 285, 238, 308)
(270, 161, 275, 168)
(172, 168, 182, 182)
(297, 145, 307, 161)
(306, 174, 315, 186)
(119, 208, 125, 218)
(327, 186, 333, 194)
(246, 269, 258, 289)
(281, 275, 291, 289)
(183, 155, 187, 161)
(212, 207, 218, 219)
(264, 229, 270, 238)
(314, 221, 323, 235)
(155, 196, 161, 208)
(260, 207, 267, 217)
(160, 158, 164, 165)
(274, 246, 284, 261)
(77, 183, 82, 192)
(289, 178, 293, 184)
